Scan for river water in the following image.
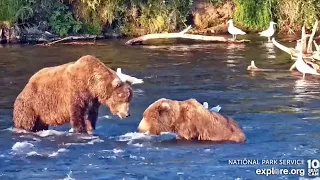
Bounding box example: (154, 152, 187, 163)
(0, 38, 319, 180)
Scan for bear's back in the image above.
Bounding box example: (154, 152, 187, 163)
(29, 62, 73, 84)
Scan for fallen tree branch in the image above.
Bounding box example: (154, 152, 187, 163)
(272, 37, 316, 59)
(273, 21, 320, 60)
(45, 36, 74, 46)
(38, 35, 102, 46)
(312, 41, 320, 60)
(301, 25, 307, 53)
(125, 25, 250, 45)
(272, 37, 298, 58)
(307, 20, 318, 53)
(314, 41, 320, 51)
(179, 25, 192, 34)
(60, 42, 106, 45)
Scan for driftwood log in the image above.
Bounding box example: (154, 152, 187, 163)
(37, 35, 105, 46)
(125, 25, 250, 45)
(247, 61, 290, 72)
(271, 20, 320, 72)
(272, 21, 320, 60)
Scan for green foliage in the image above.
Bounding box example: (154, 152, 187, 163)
(137, 1, 174, 33)
(80, 0, 125, 25)
(233, 0, 275, 31)
(120, 0, 193, 35)
(48, 3, 82, 37)
(74, 0, 193, 36)
(0, 0, 32, 24)
(2, 0, 320, 37)
(82, 19, 102, 35)
(15, 5, 34, 22)
(26, 0, 56, 23)
(74, 0, 126, 35)
(173, 0, 194, 28)
(275, 0, 319, 32)
(298, 0, 318, 29)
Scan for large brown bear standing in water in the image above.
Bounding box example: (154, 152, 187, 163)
(13, 55, 133, 133)
(138, 98, 245, 143)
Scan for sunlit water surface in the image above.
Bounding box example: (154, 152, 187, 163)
(0, 39, 319, 180)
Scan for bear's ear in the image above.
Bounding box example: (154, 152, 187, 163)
(159, 102, 170, 111)
(112, 78, 122, 88)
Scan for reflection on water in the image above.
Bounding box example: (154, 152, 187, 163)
(293, 78, 320, 103)
(0, 40, 319, 180)
(226, 43, 246, 51)
(224, 43, 246, 70)
(262, 42, 276, 59)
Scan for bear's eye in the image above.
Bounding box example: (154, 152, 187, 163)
(116, 82, 122, 88)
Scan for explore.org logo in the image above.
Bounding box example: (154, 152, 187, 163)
(256, 167, 305, 177)
(228, 158, 319, 177)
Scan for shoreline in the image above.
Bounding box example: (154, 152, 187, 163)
(0, 30, 309, 46)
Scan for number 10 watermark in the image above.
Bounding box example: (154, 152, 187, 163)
(307, 159, 319, 177)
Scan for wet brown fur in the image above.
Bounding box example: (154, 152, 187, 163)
(138, 98, 245, 143)
(13, 55, 133, 133)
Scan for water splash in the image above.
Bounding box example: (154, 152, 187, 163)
(36, 130, 69, 137)
(117, 132, 178, 143)
(60, 170, 75, 180)
(12, 141, 34, 151)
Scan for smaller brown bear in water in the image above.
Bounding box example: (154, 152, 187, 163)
(138, 98, 245, 143)
(13, 55, 133, 133)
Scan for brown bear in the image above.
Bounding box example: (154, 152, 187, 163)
(137, 98, 246, 143)
(13, 55, 133, 134)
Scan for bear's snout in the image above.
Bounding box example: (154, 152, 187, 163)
(112, 103, 130, 119)
(117, 112, 130, 119)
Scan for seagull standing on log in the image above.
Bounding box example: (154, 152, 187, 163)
(258, 21, 277, 42)
(227, 19, 246, 40)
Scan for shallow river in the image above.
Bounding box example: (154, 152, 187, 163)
(0, 38, 319, 180)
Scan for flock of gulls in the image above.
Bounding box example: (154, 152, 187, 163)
(113, 19, 319, 119)
(227, 19, 320, 79)
(227, 19, 277, 41)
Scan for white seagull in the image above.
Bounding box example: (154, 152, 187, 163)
(203, 102, 222, 113)
(295, 53, 320, 79)
(227, 19, 246, 40)
(258, 21, 277, 42)
(116, 68, 144, 84)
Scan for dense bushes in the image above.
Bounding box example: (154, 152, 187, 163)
(0, 0, 31, 25)
(275, 0, 320, 33)
(233, 0, 275, 31)
(0, 0, 319, 37)
(48, 3, 82, 36)
(71, 0, 194, 36)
